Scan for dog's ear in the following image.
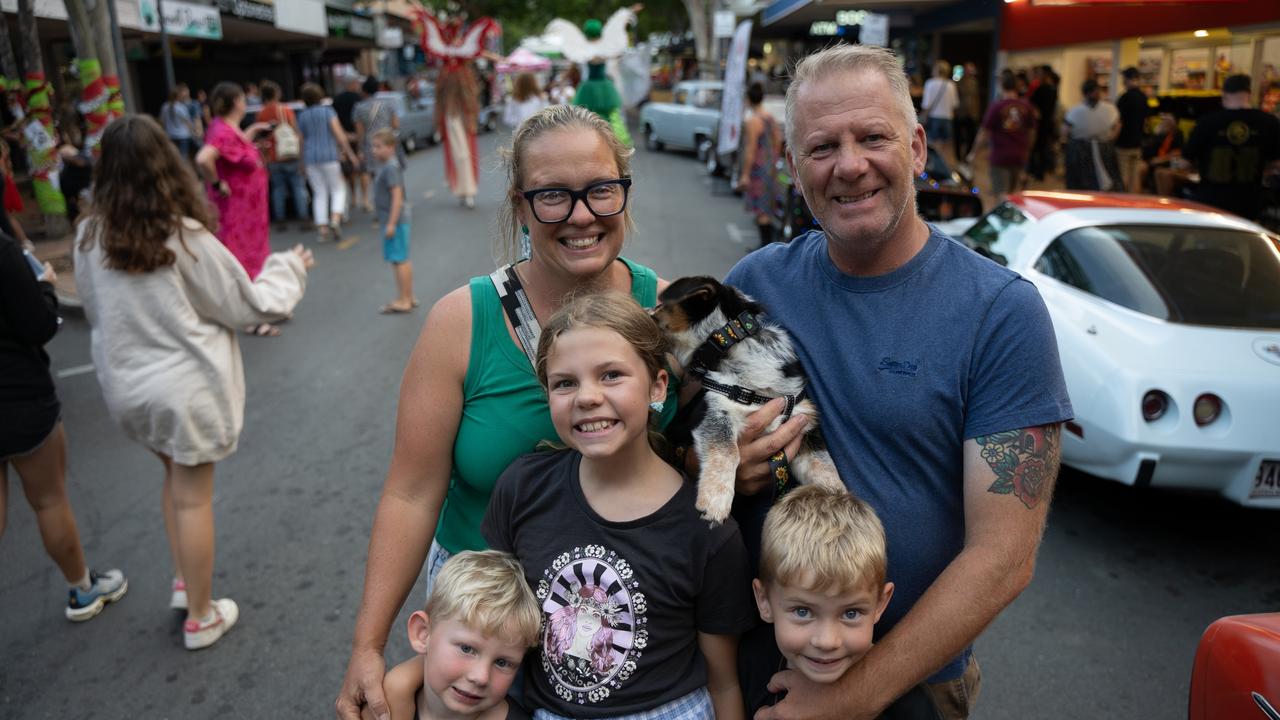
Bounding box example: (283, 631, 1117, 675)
(659, 276, 723, 323)
(717, 282, 766, 318)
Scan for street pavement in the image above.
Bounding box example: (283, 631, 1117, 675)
(2, 129, 1277, 720)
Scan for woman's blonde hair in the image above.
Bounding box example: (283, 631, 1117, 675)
(759, 485, 887, 594)
(425, 550, 541, 648)
(496, 104, 634, 264)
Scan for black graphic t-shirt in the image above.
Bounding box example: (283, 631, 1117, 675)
(1183, 108, 1280, 219)
(482, 450, 757, 717)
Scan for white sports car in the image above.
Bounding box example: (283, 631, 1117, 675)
(956, 191, 1280, 508)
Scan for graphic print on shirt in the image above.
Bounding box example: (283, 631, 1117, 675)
(537, 544, 647, 705)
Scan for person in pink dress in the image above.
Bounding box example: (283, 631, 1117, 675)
(195, 82, 277, 335)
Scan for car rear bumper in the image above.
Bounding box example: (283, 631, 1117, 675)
(1065, 437, 1280, 508)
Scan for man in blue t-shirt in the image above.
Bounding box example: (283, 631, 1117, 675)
(725, 45, 1073, 720)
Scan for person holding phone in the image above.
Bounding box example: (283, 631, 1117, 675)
(195, 82, 278, 336)
(2, 231, 129, 623)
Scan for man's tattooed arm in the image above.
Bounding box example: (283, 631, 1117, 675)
(975, 424, 1061, 509)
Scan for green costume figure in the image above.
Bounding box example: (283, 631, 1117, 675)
(545, 10, 638, 146)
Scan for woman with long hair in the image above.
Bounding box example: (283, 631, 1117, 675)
(296, 82, 357, 241)
(736, 81, 783, 248)
(195, 82, 278, 335)
(74, 115, 313, 650)
(502, 73, 547, 129)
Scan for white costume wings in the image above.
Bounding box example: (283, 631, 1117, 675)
(543, 8, 636, 63)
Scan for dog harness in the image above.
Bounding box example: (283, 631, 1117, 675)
(686, 311, 807, 423)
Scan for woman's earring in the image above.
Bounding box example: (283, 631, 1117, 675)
(520, 225, 531, 259)
(648, 400, 665, 413)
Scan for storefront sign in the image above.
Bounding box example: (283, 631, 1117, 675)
(714, 11, 736, 39)
(378, 26, 403, 49)
(859, 12, 888, 46)
(326, 10, 373, 38)
(137, 0, 223, 40)
(215, 0, 275, 24)
(275, 0, 325, 37)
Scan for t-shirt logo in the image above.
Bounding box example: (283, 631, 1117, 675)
(1226, 120, 1251, 146)
(1000, 106, 1027, 132)
(537, 545, 647, 705)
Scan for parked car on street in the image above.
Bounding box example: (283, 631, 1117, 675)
(374, 90, 439, 153)
(959, 191, 1280, 508)
(640, 80, 723, 157)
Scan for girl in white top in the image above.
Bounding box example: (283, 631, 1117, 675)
(74, 115, 314, 651)
(921, 60, 960, 161)
(504, 73, 549, 129)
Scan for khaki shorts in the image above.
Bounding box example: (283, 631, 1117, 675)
(924, 654, 982, 720)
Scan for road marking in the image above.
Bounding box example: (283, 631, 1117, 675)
(337, 234, 361, 250)
(56, 363, 95, 378)
(726, 223, 747, 245)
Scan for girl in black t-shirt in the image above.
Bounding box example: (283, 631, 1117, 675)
(482, 291, 757, 720)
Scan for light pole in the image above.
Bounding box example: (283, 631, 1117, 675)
(156, 0, 176, 94)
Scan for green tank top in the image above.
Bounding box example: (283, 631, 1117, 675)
(435, 257, 669, 553)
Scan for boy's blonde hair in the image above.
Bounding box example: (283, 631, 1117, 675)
(371, 128, 398, 147)
(425, 550, 541, 648)
(759, 485, 887, 594)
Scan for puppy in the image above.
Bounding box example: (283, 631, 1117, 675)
(653, 276, 845, 522)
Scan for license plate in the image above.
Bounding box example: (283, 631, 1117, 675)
(1251, 460, 1280, 499)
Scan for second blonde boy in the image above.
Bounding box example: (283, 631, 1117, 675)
(379, 550, 540, 720)
(741, 485, 942, 719)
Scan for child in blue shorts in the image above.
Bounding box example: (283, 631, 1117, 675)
(370, 129, 416, 314)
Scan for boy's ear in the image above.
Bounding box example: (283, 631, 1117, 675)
(407, 610, 432, 654)
(752, 579, 773, 623)
(873, 582, 894, 624)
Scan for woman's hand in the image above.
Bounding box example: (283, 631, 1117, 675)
(246, 121, 273, 139)
(38, 261, 56, 283)
(336, 648, 388, 720)
(735, 399, 809, 496)
(291, 244, 315, 269)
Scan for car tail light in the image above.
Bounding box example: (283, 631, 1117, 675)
(1142, 390, 1169, 422)
(1194, 394, 1223, 426)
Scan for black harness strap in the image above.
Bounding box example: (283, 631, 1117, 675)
(687, 312, 806, 423)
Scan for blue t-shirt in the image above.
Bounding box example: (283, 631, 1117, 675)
(725, 227, 1073, 682)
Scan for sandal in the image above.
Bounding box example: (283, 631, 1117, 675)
(379, 302, 413, 315)
(245, 323, 281, 337)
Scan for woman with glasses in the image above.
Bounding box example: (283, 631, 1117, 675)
(338, 105, 663, 718)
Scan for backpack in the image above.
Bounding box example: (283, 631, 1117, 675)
(273, 121, 300, 160)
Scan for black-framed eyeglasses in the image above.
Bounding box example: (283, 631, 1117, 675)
(521, 178, 632, 224)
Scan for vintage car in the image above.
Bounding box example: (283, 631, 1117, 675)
(639, 80, 723, 155)
(373, 90, 440, 153)
(958, 191, 1280, 508)
(1189, 614, 1280, 719)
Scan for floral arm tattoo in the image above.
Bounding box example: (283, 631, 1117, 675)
(976, 424, 1061, 509)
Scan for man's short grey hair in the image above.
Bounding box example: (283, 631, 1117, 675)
(785, 44, 917, 151)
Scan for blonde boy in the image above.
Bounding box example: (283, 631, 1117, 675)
(379, 551, 541, 720)
(369, 128, 416, 314)
(744, 486, 941, 719)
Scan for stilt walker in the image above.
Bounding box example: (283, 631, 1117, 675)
(543, 5, 641, 146)
(412, 7, 499, 209)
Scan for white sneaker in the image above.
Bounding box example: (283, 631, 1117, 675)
(65, 569, 128, 622)
(170, 578, 187, 610)
(184, 598, 239, 650)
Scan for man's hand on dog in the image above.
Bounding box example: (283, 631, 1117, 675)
(735, 398, 809, 495)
